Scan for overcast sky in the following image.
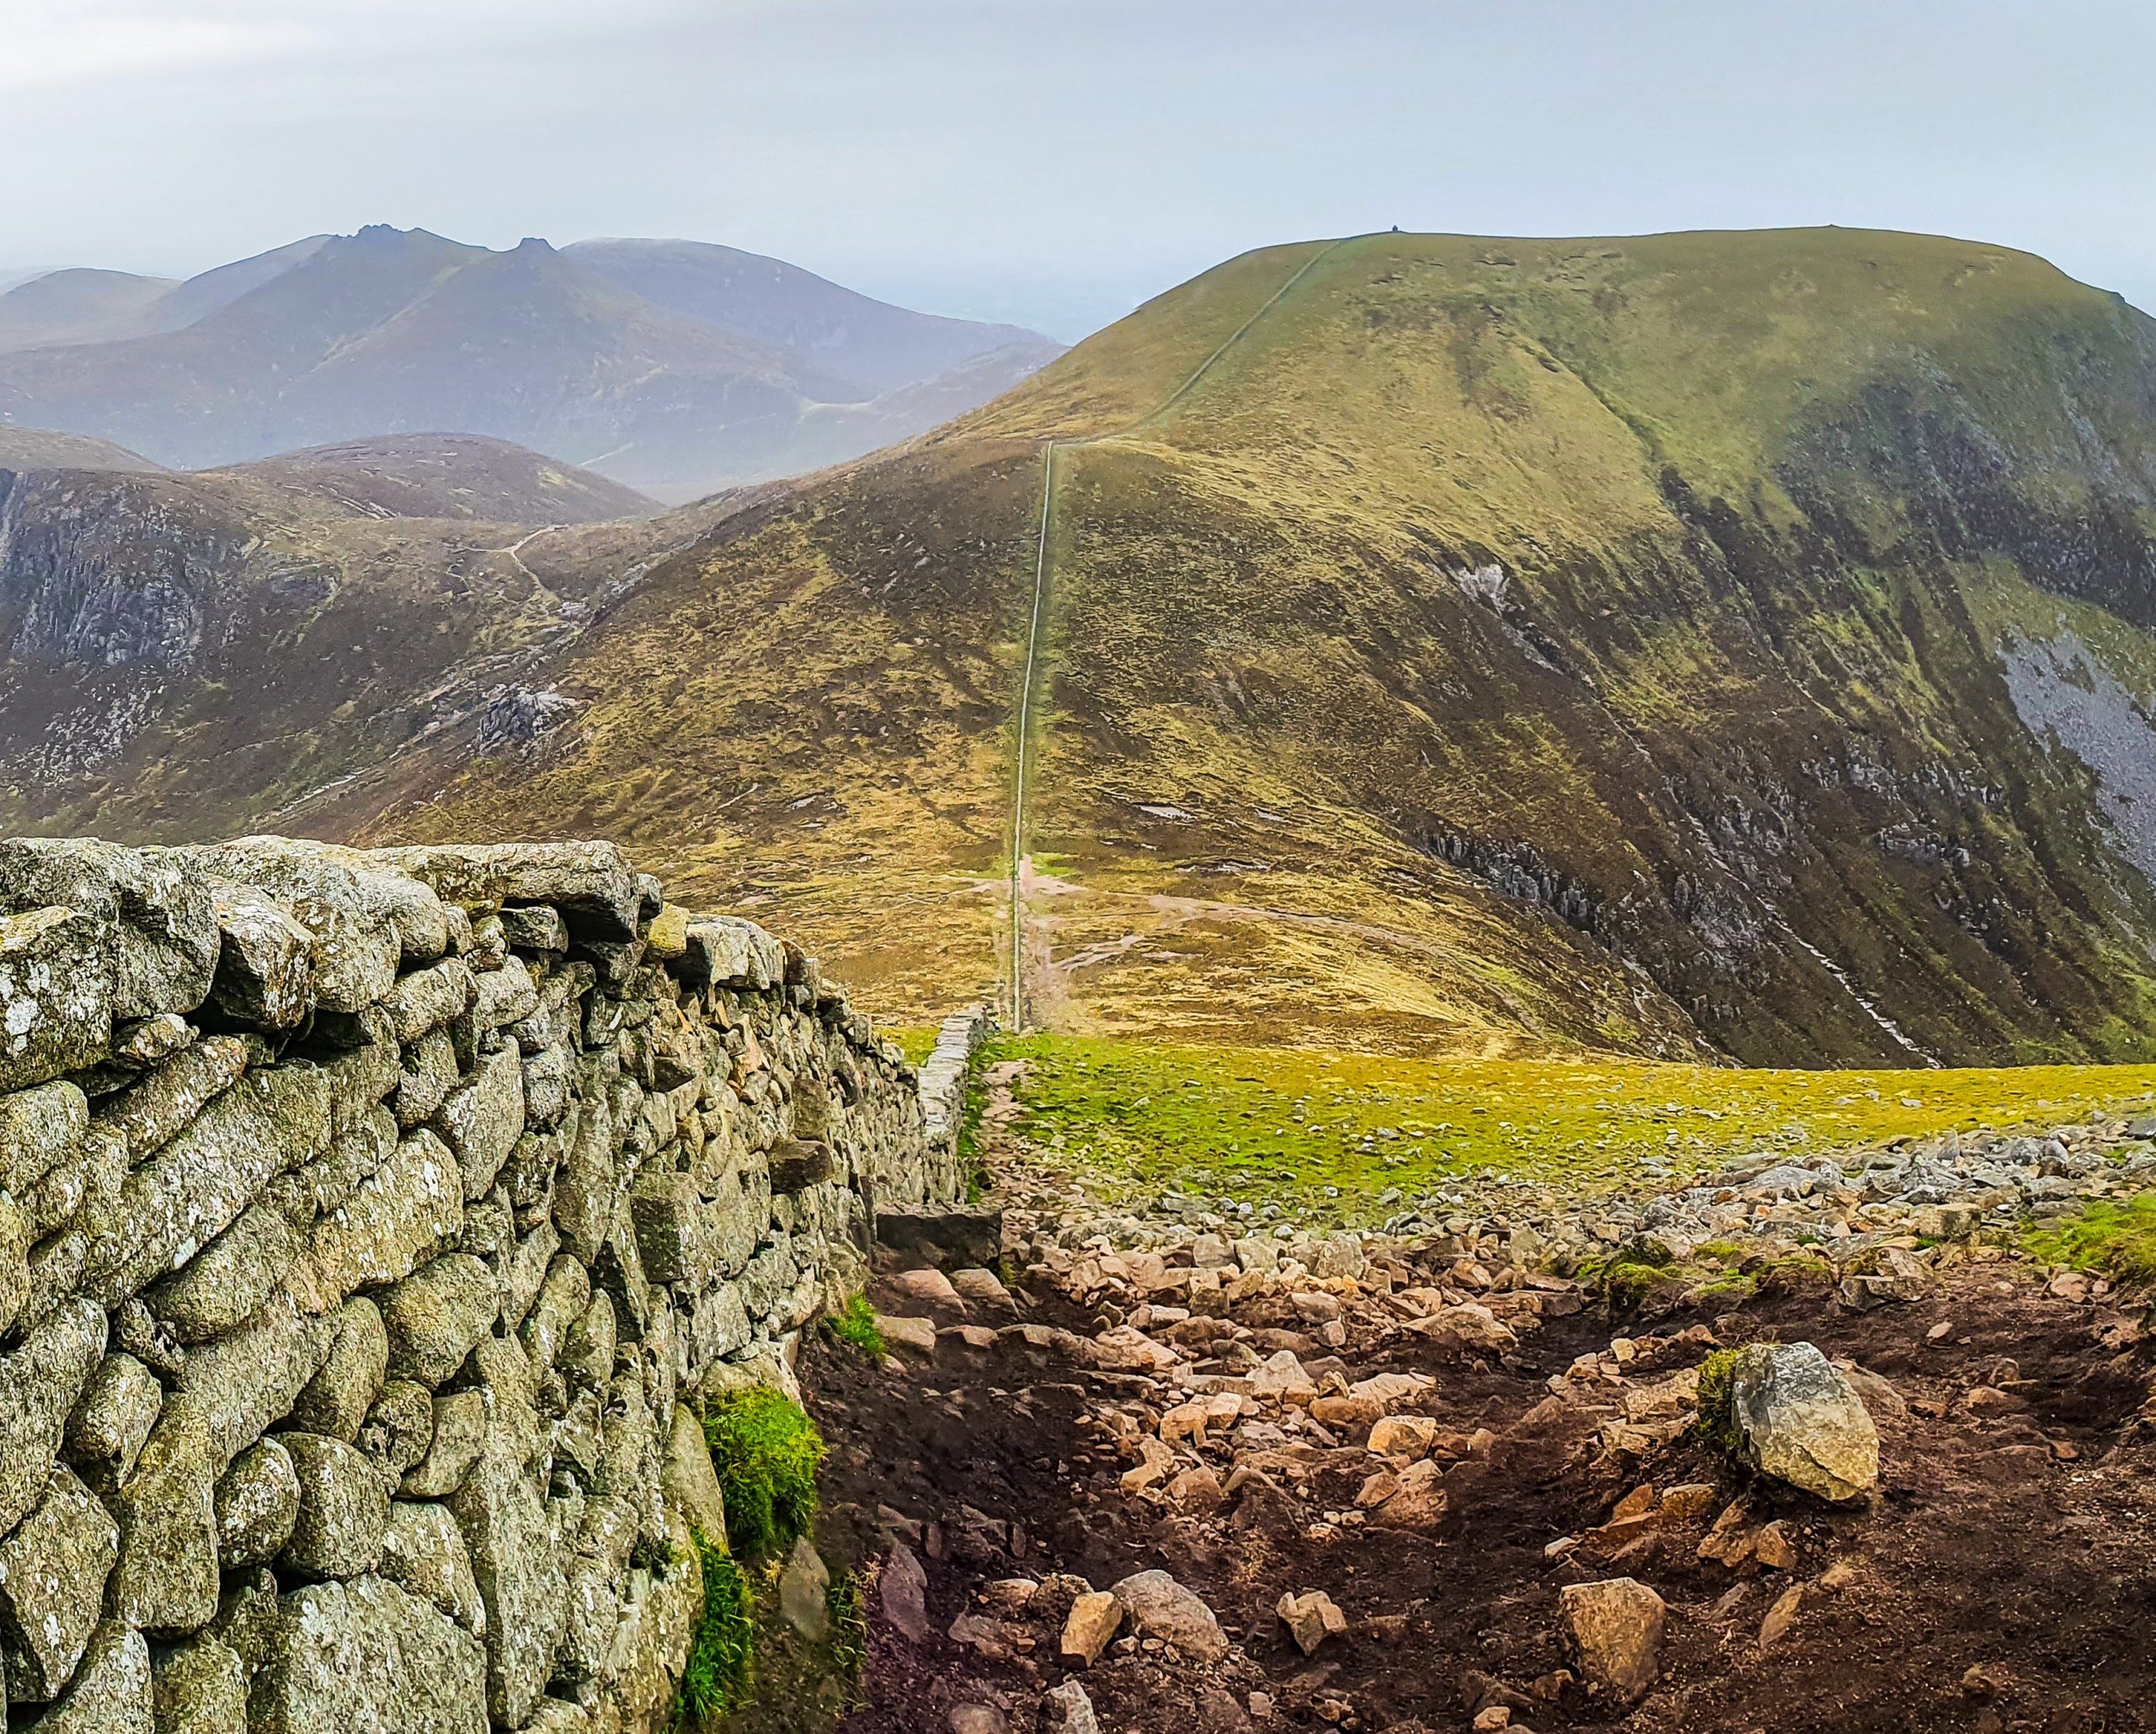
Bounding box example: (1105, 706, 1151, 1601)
(4, 0, 2153, 339)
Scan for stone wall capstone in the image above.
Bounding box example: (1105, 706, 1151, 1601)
(0, 835, 967, 1731)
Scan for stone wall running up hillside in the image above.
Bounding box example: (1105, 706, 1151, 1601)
(0, 835, 968, 1731)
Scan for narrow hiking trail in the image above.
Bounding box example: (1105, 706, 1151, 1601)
(1004, 235, 1365, 1028)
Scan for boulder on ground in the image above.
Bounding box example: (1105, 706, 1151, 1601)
(778, 1535, 830, 1639)
(881, 1542, 930, 1642)
(1723, 1342, 1880, 1502)
(1041, 1681, 1102, 1734)
(1060, 1589, 1122, 1665)
(1558, 1576, 1666, 1702)
(1109, 1569, 1228, 1662)
(1277, 1588, 1348, 1655)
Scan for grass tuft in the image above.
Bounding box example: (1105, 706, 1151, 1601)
(675, 1531, 755, 1727)
(1694, 1347, 1746, 1459)
(701, 1390, 825, 1564)
(825, 1294, 888, 1358)
(826, 1571, 868, 1705)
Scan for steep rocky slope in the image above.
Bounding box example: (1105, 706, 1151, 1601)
(9, 228, 2156, 1067)
(0, 437, 728, 845)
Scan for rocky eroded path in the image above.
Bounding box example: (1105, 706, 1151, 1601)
(783, 1080, 2156, 1734)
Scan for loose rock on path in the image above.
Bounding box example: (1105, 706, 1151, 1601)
(792, 1101, 2156, 1732)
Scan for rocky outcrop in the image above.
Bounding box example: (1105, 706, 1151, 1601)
(0, 834, 966, 1730)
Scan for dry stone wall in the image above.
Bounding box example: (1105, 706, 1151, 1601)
(0, 835, 967, 1732)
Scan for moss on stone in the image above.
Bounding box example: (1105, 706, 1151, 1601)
(1601, 1261, 1663, 1312)
(1754, 1251, 1835, 1296)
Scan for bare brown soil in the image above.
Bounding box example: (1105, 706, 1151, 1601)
(803, 1261, 2156, 1734)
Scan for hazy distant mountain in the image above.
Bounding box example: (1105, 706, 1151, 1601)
(0, 269, 179, 352)
(0, 227, 1063, 498)
(0, 425, 165, 472)
(144, 234, 330, 333)
(563, 237, 1058, 392)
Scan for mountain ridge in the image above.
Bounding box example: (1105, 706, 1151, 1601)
(0, 226, 1064, 498)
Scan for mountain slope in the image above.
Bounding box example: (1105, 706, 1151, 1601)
(564, 237, 1056, 392)
(0, 227, 1063, 499)
(0, 427, 164, 472)
(204, 435, 656, 524)
(8, 227, 2156, 1068)
(143, 234, 331, 333)
(346, 229, 2156, 1064)
(0, 269, 179, 352)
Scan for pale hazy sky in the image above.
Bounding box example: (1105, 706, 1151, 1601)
(4, 0, 2153, 339)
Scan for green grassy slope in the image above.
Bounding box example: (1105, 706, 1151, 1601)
(954, 230, 2156, 1062)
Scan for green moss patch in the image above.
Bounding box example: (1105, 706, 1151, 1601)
(2024, 1193, 2156, 1285)
(701, 1390, 825, 1565)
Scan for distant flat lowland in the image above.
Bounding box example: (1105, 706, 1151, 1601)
(0, 227, 1064, 499)
(8, 227, 2156, 1072)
